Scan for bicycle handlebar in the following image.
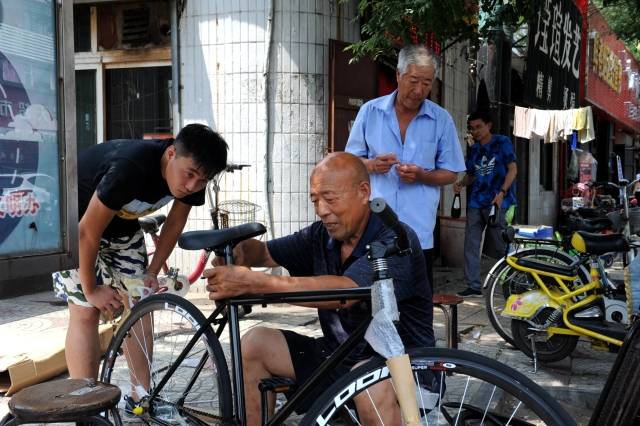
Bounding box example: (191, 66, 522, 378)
(225, 163, 251, 172)
(370, 198, 410, 252)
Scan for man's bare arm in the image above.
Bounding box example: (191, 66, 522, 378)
(204, 265, 360, 309)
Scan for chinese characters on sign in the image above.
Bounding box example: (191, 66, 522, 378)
(525, 0, 582, 110)
(592, 33, 622, 93)
(0, 190, 40, 218)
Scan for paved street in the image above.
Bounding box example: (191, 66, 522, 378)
(0, 261, 617, 425)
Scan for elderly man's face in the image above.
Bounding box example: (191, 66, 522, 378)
(396, 64, 434, 112)
(309, 169, 369, 242)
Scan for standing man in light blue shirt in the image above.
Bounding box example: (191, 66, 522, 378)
(346, 45, 466, 290)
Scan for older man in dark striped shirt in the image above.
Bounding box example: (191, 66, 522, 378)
(204, 152, 433, 425)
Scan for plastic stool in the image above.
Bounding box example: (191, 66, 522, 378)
(0, 378, 121, 426)
(433, 294, 464, 349)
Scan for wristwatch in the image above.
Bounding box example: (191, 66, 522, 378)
(500, 188, 507, 195)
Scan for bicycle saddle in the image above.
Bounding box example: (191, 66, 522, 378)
(178, 222, 266, 250)
(566, 216, 612, 233)
(572, 231, 629, 255)
(138, 214, 167, 233)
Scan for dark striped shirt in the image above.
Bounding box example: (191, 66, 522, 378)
(267, 213, 434, 357)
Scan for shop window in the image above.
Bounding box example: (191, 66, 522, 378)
(75, 70, 96, 154)
(106, 66, 172, 140)
(539, 140, 553, 191)
(74, 5, 91, 53)
(97, 1, 170, 51)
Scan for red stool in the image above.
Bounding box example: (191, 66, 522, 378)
(433, 294, 464, 349)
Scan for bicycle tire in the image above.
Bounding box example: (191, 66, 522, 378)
(100, 293, 233, 424)
(590, 321, 640, 425)
(511, 316, 580, 363)
(300, 347, 575, 426)
(484, 247, 589, 348)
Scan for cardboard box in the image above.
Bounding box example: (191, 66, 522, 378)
(0, 324, 113, 395)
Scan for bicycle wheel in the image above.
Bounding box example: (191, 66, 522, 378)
(100, 293, 233, 424)
(511, 315, 579, 363)
(484, 247, 589, 348)
(301, 347, 575, 425)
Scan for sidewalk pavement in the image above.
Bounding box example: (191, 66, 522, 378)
(0, 260, 616, 425)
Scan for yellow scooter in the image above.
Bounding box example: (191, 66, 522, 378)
(501, 231, 632, 363)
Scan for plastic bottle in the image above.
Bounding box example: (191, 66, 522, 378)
(451, 194, 461, 218)
(159, 267, 190, 297)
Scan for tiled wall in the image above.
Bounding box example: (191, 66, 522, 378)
(168, 0, 359, 274)
(441, 41, 471, 216)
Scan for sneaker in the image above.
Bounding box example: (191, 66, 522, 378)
(457, 288, 482, 297)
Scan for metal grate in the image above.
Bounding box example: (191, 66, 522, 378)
(122, 6, 150, 45)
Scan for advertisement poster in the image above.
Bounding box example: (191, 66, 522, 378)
(0, 0, 61, 256)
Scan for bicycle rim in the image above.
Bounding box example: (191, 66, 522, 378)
(100, 294, 233, 424)
(484, 248, 588, 348)
(301, 347, 575, 426)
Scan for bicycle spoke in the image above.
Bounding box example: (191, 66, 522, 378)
(505, 400, 523, 425)
(101, 295, 232, 423)
(480, 385, 497, 425)
(453, 375, 471, 426)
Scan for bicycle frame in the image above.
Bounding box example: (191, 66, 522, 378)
(502, 255, 625, 347)
(142, 287, 372, 425)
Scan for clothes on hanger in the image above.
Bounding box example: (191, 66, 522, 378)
(512, 105, 595, 143)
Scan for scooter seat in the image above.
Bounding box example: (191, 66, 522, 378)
(567, 216, 612, 233)
(572, 231, 629, 255)
(515, 257, 580, 277)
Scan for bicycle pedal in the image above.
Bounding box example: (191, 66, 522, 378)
(258, 377, 297, 394)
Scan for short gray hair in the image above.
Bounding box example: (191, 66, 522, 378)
(397, 45, 437, 76)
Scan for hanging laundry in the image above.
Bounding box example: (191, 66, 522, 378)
(570, 106, 596, 143)
(513, 106, 530, 139)
(531, 109, 551, 139)
(511, 105, 595, 143)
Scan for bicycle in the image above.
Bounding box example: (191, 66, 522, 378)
(99, 200, 574, 425)
(484, 177, 639, 348)
(138, 163, 260, 314)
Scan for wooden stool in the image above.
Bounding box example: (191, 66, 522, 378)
(0, 379, 121, 426)
(433, 294, 464, 349)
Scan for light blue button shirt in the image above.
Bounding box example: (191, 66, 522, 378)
(346, 91, 466, 249)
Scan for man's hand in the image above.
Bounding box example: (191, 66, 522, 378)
(369, 153, 399, 174)
(204, 265, 254, 300)
(453, 181, 463, 194)
(491, 191, 505, 206)
(143, 271, 160, 292)
(85, 286, 122, 317)
(397, 163, 423, 183)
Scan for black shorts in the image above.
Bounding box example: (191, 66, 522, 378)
(281, 329, 365, 413)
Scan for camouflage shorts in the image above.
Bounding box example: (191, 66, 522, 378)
(52, 230, 148, 308)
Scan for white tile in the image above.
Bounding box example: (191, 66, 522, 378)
(290, 42, 300, 74)
(274, 102, 282, 133)
(282, 74, 291, 104)
(241, 11, 249, 41)
(290, 73, 300, 104)
(290, 10, 300, 43)
(299, 104, 308, 135)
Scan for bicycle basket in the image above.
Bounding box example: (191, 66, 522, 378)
(629, 207, 640, 236)
(218, 200, 261, 228)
